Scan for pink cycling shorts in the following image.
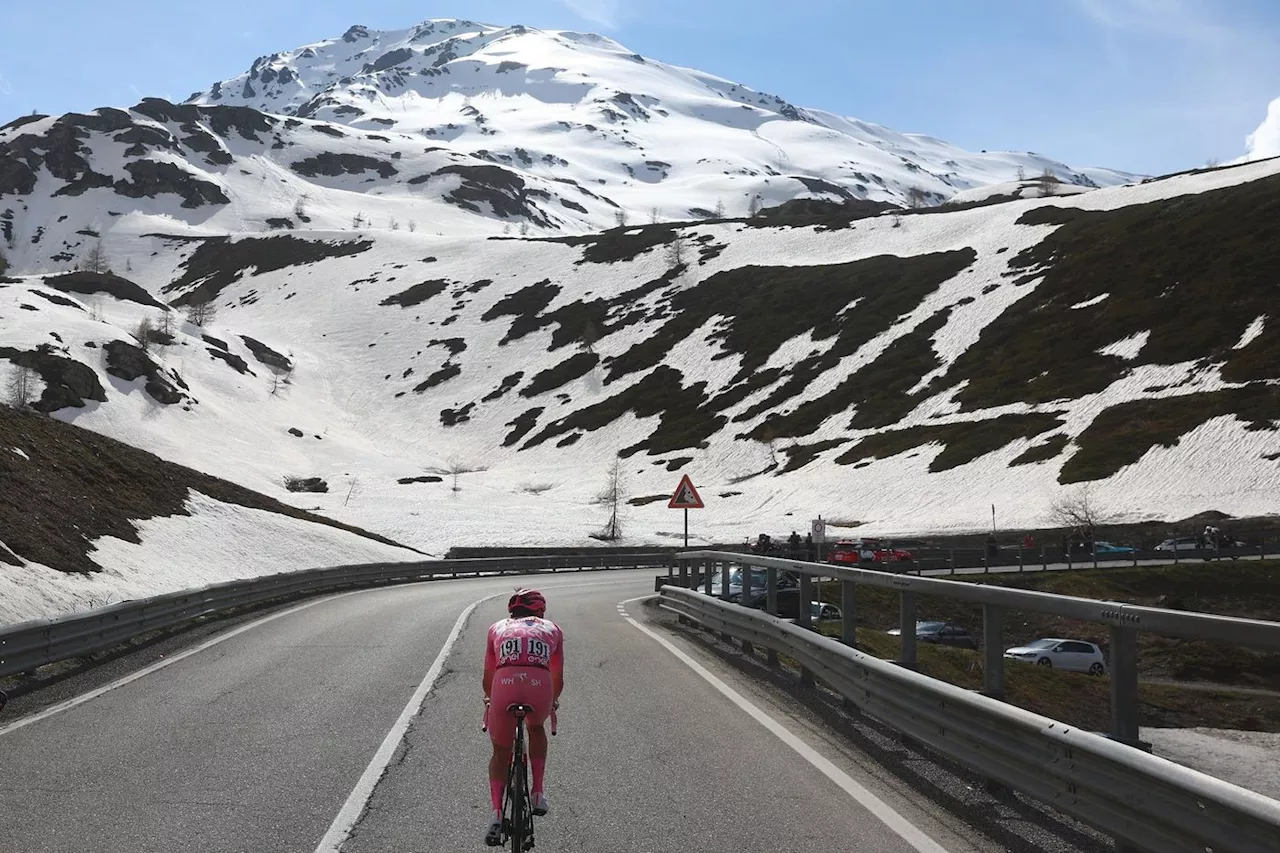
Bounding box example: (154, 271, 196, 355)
(487, 666, 554, 747)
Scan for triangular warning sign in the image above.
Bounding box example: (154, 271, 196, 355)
(668, 473, 704, 509)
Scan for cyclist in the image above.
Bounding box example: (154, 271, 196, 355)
(483, 588, 564, 846)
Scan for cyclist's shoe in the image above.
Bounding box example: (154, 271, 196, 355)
(532, 792, 550, 816)
(484, 809, 503, 846)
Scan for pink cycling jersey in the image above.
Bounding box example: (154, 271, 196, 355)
(485, 616, 564, 673)
(485, 616, 564, 746)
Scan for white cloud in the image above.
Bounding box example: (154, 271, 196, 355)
(0, 74, 12, 96)
(557, 0, 623, 29)
(1244, 97, 1280, 160)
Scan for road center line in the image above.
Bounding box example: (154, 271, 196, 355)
(617, 595, 952, 853)
(312, 592, 500, 853)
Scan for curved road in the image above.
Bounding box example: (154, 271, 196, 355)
(0, 570, 996, 853)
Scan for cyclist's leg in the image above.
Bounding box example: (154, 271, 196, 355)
(527, 724, 548, 794)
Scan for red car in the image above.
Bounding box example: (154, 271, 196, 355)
(827, 538, 914, 565)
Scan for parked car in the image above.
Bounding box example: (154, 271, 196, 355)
(1004, 638, 1107, 675)
(827, 538, 914, 566)
(887, 620, 978, 650)
(1155, 537, 1203, 552)
(1092, 541, 1136, 554)
(711, 565, 798, 601)
(741, 589, 840, 622)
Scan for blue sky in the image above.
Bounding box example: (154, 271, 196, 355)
(2, 0, 1278, 175)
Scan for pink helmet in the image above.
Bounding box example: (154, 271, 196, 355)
(508, 588, 547, 617)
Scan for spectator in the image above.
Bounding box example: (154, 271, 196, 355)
(1022, 534, 1036, 550)
(804, 532, 815, 562)
(788, 530, 802, 558)
(986, 532, 999, 559)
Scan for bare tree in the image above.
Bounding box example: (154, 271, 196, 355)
(666, 231, 687, 267)
(390, 217, 400, 231)
(1047, 485, 1110, 536)
(593, 457, 627, 541)
(134, 316, 154, 353)
(713, 198, 726, 219)
(0, 247, 8, 276)
(581, 318, 600, 355)
(294, 194, 310, 222)
(352, 211, 367, 229)
(88, 298, 105, 322)
(158, 307, 175, 337)
(1016, 166, 1027, 182)
(408, 220, 417, 232)
(269, 364, 293, 396)
(185, 297, 217, 327)
(83, 239, 110, 274)
(518, 221, 530, 236)
(891, 213, 903, 229)
(905, 186, 928, 209)
(6, 363, 36, 408)
(747, 194, 763, 217)
(649, 206, 660, 225)
(1036, 168, 1059, 197)
(614, 209, 628, 228)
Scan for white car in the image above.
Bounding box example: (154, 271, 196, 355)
(1004, 638, 1107, 675)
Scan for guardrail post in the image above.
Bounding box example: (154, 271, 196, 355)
(765, 565, 780, 667)
(1067, 547, 1073, 570)
(1017, 547, 1024, 572)
(1110, 625, 1141, 748)
(797, 571, 815, 686)
(703, 559, 713, 596)
(1092, 547, 1099, 570)
(740, 566, 755, 653)
(1041, 547, 1047, 571)
(982, 604, 1004, 699)
(720, 560, 731, 601)
(841, 580, 857, 648)
(678, 558, 689, 589)
(898, 591, 917, 669)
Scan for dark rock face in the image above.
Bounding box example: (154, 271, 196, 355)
(285, 476, 329, 493)
(239, 335, 293, 371)
(0, 345, 107, 412)
(371, 47, 415, 73)
(114, 160, 231, 208)
(43, 271, 167, 308)
(291, 152, 397, 179)
(104, 340, 185, 404)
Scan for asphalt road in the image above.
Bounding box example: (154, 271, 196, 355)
(0, 570, 1002, 853)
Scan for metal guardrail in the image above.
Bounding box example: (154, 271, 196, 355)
(0, 553, 673, 681)
(659, 586, 1280, 853)
(667, 550, 1280, 758)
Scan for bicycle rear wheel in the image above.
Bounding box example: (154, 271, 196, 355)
(506, 717, 533, 851)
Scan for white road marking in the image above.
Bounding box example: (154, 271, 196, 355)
(617, 595, 952, 853)
(313, 592, 500, 853)
(0, 590, 367, 738)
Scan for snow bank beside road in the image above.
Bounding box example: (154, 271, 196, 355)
(0, 492, 421, 627)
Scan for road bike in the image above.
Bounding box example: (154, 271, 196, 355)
(483, 701, 556, 850)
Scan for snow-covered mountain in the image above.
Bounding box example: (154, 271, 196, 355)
(0, 18, 1142, 274)
(2, 153, 1277, 599)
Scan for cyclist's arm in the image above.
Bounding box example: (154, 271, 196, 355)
(482, 628, 497, 701)
(550, 638, 565, 701)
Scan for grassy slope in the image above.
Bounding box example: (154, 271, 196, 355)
(812, 561, 1280, 731)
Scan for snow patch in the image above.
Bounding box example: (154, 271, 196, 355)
(0, 492, 420, 627)
(10, 447, 28, 460)
(1234, 315, 1266, 350)
(1070, 293, 1109, 309)
(1098, 331, 1149, 361)
(1143, 727, 1280, 802)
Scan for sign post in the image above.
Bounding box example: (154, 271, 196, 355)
(668, 473, 705, 549)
